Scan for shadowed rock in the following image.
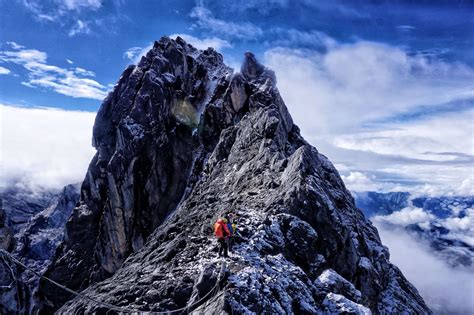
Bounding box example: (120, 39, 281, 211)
(0, 184, 80, 314)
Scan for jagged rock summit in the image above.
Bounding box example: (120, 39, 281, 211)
(40, 36, 430, 314)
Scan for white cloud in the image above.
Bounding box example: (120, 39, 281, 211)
(22, 0, 103, 21)
(373, 207, 435, 226)
(68, 20, 92, 37)
(331, 109, 474, 196)
(376, 224, 474, 314)
(458, 177, 474, 196)
(397, 25, 416, 31)
(265, 42, 474, 136)
(66, 58, 74, 64)
(266, 28, 336, 49)
(190, 5, 263, 39)
(0, 104, 96, 191)
(264, 40, 474, 195)
(62, 0, 102, 11)
(123, 46, 144, 61)
(6, 41, 25, 49)
(74, 67, 95, 77)
(0, 44, 108, 100)
(442, 231, 474, 247)
(123, 45, 152, 64)
(333, 109, 474, 161)
(341, 172, 381, 192)
(0, 66, 11, 75)
(169, 34, 232, 51)
(206, 0, 289, 15)
(442, 208, 473, 231)
(21, 1, 125, 37)
(1, 48, 47, 63)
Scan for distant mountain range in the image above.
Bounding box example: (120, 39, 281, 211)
(353, 191, 473, 270)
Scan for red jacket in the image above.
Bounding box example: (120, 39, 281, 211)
(214, 219, 231, 238)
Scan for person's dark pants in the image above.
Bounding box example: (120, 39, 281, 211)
(227, 236, 234, 253)
(218, 238, 228, 257)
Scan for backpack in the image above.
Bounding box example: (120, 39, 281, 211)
(227, 223, 234, 234)
(214, 221, 228, 238)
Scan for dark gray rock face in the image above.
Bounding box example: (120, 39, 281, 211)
(0, 188, 56, 234)
(0, 184, 80, 314)
(41, 37, 430, 314)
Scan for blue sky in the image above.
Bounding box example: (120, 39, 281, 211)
(1, 0, 472, 110)
(1, 0, 473, 195)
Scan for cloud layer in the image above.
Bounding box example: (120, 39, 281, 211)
(372, 203, 474, 248)
(374, 207, 435, 226)
(264, 42, 474, 135)
(0, 104, 96, 191)
(376, 224, 474, 314)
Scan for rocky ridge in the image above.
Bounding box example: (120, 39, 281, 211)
(40, 37, 430, 314)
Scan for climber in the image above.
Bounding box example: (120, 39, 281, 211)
(214, 218, 231, 258)
(225, 214, 236, 253)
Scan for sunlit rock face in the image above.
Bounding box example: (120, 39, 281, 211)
(40, 37, 431, 314)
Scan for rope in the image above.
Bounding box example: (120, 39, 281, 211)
(0, 249, 226, 314)
(1, 250, 20, 309)
(0, 249, 131, 313)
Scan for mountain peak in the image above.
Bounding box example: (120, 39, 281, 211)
(39, 37, 431, 314)
(241, 51, 263, 78)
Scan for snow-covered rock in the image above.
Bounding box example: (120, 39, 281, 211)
(314, 269, 362, 303)
(322, 293, 371, 315)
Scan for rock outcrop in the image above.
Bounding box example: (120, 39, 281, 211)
(0, 184, 80, 314)
(40, 37, 431, 314)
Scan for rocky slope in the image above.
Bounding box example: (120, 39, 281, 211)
(39, 37, 430, 314)
(0, 184, 80, 314)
